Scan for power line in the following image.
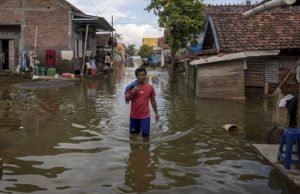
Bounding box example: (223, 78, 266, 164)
(87, 0, 102, 16)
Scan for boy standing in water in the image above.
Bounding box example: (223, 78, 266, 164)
(125, 67, 159, 138)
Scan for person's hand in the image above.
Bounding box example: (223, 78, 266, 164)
(132, 86, 139, 95)
(155, 113, 159, 122)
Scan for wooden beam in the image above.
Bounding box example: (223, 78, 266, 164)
(190, 50, 280, 66)
(81, 24, 89, 80)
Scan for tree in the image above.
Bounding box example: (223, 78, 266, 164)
(146, 0, 206, 81)
(126, 44, 137, 56)
(113, 33, 123, 41)
(138, 45, 154, 59)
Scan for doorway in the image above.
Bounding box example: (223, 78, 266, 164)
(0, 40, 9, 70)
(0, 39, 15, 70)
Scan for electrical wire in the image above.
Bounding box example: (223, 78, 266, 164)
(88, 0, 102, 16)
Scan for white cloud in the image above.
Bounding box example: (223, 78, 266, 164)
(67, 0, 130, 20)
(115, 24, 163, 48)
(66, 0, 162, 48)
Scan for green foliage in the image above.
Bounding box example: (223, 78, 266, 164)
(113, 33, 123, 41)
(113, 33, 123, 47)
(146, 0, 206, 52)
(138, 45, 154, 58)
(126, 44, 137, 56)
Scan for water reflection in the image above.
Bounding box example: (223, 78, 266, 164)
(123, 143, 156, 193)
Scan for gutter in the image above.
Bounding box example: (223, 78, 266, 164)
(242, 0, 297, 18)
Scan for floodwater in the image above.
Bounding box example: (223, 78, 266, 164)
(0, 68, 298, 194)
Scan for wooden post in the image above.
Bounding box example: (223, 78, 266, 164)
(81, 24, 89, 80)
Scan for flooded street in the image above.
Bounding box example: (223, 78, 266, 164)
(0, 68, 298, 194)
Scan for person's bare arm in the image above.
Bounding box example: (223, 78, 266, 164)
(150, 96, 159, 121)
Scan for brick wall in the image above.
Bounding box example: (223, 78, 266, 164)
(24, 9, 70, 60)
(24, 0, 70, 63)
(0, 0, 22, 9)
(0, 0, 71, 65)
(0, 0, 23, 24)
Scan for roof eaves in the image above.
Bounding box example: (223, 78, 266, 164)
(190, 50, 280, 66)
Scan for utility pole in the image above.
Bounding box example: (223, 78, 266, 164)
(111, 15, 114, 61)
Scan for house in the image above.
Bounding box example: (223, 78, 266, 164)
(116, 42, 127, 61)
(0, 0, 113, 71)
(158, 36, 170, 67)
(142, 38, 159, 47)
(189, 5, 300, 100)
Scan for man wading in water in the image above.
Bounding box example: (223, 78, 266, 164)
(125, 67, 159, 139)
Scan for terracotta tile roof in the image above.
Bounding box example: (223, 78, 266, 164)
(211, 13, 300, 53)
(205, 5, 255, 15)
(96, 33, 111, 47)
(205, 4, 300, 15)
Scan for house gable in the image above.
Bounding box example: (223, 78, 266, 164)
(201, 16, 220, 53)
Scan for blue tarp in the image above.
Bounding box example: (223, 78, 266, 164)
(190, 42, 203, 54)
(151, 55, 159, 65)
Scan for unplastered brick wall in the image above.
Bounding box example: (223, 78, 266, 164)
(0, 0, 71, 65)
(0, 0, 23, 24)
(24, 9, 70, 60)
(0, 0, 22, 9)
(23, 0, 70, 61)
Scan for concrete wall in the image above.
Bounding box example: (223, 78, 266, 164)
(196, 59, 245, 100)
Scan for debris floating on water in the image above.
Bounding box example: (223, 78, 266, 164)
(222, 124, 242, 136)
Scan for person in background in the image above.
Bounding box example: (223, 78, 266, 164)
(104, 52, 111, 67)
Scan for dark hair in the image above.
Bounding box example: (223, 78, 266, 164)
(135, 67, 147, 77)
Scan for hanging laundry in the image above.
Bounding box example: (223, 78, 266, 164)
(21, 48, 29, 71)
(46, 50, 56, 66)
(90, 58, 96, 69)
(279, 94, 294, 108)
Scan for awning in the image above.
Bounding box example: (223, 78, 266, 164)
(72, 13, 114, 32)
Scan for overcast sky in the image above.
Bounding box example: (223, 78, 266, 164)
(66, 0, 261, 48)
